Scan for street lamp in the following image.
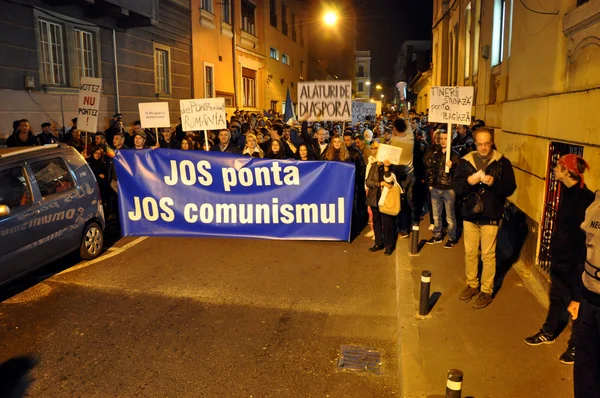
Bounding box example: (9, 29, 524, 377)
(375, 84, 382, 90)
(365, 81, 371, 86)
(323, 10, 339, 26)
(380, 94, 384, 98)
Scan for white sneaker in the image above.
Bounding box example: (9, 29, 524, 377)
(428, 224, 434, 231)
(364, 230, 374, 238)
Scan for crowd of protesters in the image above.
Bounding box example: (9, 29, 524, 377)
(4, 106, 600, 394)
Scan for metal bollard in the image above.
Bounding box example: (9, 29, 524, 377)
(445, 369, 463, 398)
(419, 270, 431, 316)
(410, 224, 419, 255)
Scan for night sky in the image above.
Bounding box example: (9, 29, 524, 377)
(353, 0, 433, 86)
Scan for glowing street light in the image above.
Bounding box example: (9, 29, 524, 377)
(323, 10, 339, 26)
(365, 81, 371, 86)
(380, 94, 384, 98)
(375, 84, 382, 90)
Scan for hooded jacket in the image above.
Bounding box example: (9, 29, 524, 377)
(453, 150, 516, 223)
(578, 190, 600, 305)
(550, 183, 594, 270)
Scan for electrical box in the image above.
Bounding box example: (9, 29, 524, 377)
(24, 75, 35, 89)
(482, 45, 490, 60)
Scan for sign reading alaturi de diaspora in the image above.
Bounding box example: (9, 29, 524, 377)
(298, 81, 352, 122)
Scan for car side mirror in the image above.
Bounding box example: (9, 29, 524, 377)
(0, 204, 10, 218)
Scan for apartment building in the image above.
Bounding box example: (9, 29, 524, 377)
(431, 0, 600, 286)
(354, 50, 371, 101)
(0, 0, 192, 135)
(191, 0, 308, 115)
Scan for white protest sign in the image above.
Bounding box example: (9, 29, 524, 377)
(428, 86, 474, 124)
(77, 77, 102, 133)
(298, 81, 352, 122)
(376, 144, 403, 165)
(180, 98, 227, 131)
(352, 102, 377, 124)
(138, 102, 171, 128)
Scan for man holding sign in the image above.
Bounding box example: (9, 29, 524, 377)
(424, 130, 459, 247)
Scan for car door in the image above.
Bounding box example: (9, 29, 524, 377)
(26, 155, 79, 259)
(0, 163, 44, 284)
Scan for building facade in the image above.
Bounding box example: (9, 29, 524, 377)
(0, 0, 192, 137)
(431, 0, 600, 285)
(354, 50, 371, 101)
(191, 0, 308, 116)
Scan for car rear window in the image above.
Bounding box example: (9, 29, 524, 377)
(30, 158, 74, 197)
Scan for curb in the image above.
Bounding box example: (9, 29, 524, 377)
(395, 239, 428, 397)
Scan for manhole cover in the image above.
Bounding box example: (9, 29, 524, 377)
(3, 283, 52, 304)
(337, 345, 384, 375)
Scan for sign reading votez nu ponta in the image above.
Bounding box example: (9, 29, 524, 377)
(114, 149, 355, 240)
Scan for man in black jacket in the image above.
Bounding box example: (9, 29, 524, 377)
(37, 123, 58, 145)
(6, 119, 36, 147)
(452, 124, 476, 158)
(524, 154, 594, 365)
(453, 128, 516, 309)
(425, 130, 460, 248)
(210, 129, 241, 155)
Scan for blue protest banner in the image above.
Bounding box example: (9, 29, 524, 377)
(113, 149, 355, 241)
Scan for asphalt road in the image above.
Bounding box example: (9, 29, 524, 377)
(0, 234, 399, 397)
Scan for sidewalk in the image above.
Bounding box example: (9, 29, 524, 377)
(395, 220, 574, 398)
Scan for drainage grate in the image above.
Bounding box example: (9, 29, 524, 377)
(3, 283, 52, 304)
(337, 345, 384, 375)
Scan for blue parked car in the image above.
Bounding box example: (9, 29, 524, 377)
(0, 144, 105, 286)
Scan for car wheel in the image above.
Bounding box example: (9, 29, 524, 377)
(80, 221, 104, 260)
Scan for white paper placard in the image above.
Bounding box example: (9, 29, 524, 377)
(138, 102, 171, 128)
(77, 77, 102, 133)
(352, 102, 377, 124)
(180, 98, 227, 131)
(376, 144, 403, 165)
(297, 81, 352, 122)
(428, 86, 474, 124)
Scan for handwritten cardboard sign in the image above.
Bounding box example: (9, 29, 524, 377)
(298, 81, 352, 122)
(428, 86, 474, 124)
(138, 102, 171, 129)
(180, 98, 227, 131)
(352, 102, 377, 124)
(376, 144, 403, 165)
(77, 77, 102, 133)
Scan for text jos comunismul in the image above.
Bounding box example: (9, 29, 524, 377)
(128, 160, 346, 225)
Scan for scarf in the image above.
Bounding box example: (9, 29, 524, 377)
(558, 154, 590, 188)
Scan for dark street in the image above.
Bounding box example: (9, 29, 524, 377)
(0, 236, 398, 397)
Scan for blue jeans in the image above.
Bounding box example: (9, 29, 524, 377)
(431, 188, 457, 241)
